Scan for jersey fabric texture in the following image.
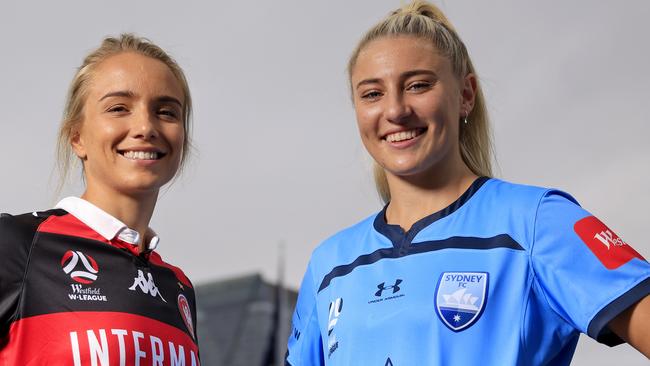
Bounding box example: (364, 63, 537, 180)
(0, 197, 200, 365)
(286, 178, 650, 366)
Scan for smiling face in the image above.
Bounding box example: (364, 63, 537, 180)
(351, 35, 476, 182)
(71, 52, 185, 197)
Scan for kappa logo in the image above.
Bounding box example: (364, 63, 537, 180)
(435, 272, 488, 332)
(61, 250, 99, 284)
(129, 270, 166, 302)
(327, 298, 343, 358)
(575, 216, 645, 269)
(177, 294, 195, 339)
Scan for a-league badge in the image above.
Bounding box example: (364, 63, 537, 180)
(435, 272, 488, 332)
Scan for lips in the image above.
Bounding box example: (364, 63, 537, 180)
(383, 128, 426, 143)
(118, 150, 166, 160)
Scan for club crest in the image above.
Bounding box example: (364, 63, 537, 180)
(177, 294, 195, 339)
(435, 272, 488, 332)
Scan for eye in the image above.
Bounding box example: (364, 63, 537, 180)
(406, 81, 432, 93)
(360, 90, 383, 101)
(107, 105, 128, 113)
(157, 107, 180, 121)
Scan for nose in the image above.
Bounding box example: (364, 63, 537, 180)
(384, 92, 411, 124)
(132, 109, 159, 140)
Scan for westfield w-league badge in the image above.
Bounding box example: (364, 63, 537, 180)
(61, 250, 108, 302)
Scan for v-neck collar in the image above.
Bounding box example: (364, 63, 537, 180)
(373, 176, 490, 249)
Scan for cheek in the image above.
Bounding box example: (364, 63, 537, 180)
(355, 106, 379, 136)
(83, 121, 121, 150)
(166, 125, 185, 155)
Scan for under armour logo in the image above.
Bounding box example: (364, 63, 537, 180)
(375, 279, 402, 297)
(129, 269, 166, 302)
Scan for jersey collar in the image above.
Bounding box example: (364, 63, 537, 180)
(55, 197, 160, 251)
(374, 176, 490, 248)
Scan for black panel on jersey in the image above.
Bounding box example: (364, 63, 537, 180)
(19, 230, 197, 338)
(318, 234, 524, 292)
(0, 210, 66, 337)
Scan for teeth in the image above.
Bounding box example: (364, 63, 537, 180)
(385, 129, 421, 142)
(122, 151, 160, 160)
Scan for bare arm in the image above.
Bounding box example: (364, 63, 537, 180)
(608, 294, 650, 358)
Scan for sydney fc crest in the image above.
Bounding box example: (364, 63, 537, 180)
(435, 272, 488, 332)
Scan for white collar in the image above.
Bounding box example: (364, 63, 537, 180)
(55, 197, 160, 251)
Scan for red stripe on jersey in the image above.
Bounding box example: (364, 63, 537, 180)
(37, 213, 144, 257)
(149, 252, 193, 289)
(0, 312, 199, 365)
(37, 213, 192, 288)
(38, 214, 110, 244)
(574, 215, 646, 270)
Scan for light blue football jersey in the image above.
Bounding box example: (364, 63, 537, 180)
(286, 178, 650, 365)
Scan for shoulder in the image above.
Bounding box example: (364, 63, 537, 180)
(480, 178, 580, 214)
(304, 212, 381, 292)
(0, 209, 65, 304)
(148, 251, 194, 289)
(483, 178, 576, 202)
(311, 213, 378, 263)
(0, 209, 64, 249)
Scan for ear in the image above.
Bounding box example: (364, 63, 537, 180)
(70, 127, 87, 160)
(460, 73, 477, 117)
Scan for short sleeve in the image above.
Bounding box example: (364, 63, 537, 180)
(530, 191, 650, 345)
(0, 213, 37, 337)
(286, 262, 324, 366)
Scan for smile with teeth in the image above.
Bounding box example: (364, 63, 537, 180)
(384, 128, 425, 143)
(120, 151, 163, 160)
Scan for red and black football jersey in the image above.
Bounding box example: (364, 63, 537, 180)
(0, 208, 200, 365)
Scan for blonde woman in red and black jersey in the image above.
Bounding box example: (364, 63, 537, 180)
(0, 34, 200, 365)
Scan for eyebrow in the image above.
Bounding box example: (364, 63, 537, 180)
(157, 95, 183, 107)
(355, 69, 439, 90)
(99, 90, 182, 107)
(99, 90, 135, 101)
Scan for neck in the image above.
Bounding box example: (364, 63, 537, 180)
(81, 183, 158, 251)
(385, 160, 477, 232)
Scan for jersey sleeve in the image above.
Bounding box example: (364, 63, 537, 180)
(530, 191, 650, 345)
(286, 261, 324, 366)
(0, 213, 38, 337)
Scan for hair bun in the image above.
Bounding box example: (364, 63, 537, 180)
(399, 0, 456, 31)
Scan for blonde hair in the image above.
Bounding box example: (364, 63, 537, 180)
(56, 33, 192, 190)
(348, 1, 493, 203)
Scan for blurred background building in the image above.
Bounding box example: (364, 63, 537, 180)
(196, 274, 297, 366)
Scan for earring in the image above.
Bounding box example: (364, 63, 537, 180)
(464, 115, 469, 124)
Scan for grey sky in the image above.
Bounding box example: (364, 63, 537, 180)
(1, 1, 649, 364)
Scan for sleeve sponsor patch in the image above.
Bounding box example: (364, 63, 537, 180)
(574, 216, 645, 269)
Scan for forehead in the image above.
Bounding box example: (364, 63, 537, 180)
(352, 36, 451, 81)
(88, 52, 184, 100)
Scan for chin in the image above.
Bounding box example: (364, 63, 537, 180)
(120, 175, 173, 194)
(382, 160, 424, 176)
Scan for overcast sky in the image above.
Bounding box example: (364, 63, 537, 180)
(1, 1, 649, 364)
